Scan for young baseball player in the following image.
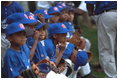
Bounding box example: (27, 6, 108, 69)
(6, 12, 40, 60)
(47, 6, 61, 23)
(2, 22, 31, 78)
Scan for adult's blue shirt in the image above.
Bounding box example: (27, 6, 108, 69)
(2, 44, 31, 78)
(85, 1, 117, 14)
(1, 1, 24, 21)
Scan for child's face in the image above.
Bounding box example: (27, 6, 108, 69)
(8, 31, 26, 46)
(49, 13, 60, 23)
(24, 24, 36, 37)
(68, 12, 74, 22)
(54, 33, 67, 43)
(37, 27, 46, 40)
(59, 13, 69, 22)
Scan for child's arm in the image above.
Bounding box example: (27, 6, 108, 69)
(56, 42, 66, 66)
(30, 31, 39, 60)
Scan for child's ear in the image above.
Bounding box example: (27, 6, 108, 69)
(6, 36, 12, 42)
(52, 34, 57, 39)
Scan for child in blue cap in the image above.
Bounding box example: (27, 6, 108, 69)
(26, 23, 56, 78)
(48, 6, 61, 23)
(2, 22, 31, 78)
(57, 3, 75, 39)
(1, 12, 38, 67)
(6, 12, 42, 61)
(36, 23, 70, 75)
(47, 23, 69, 65)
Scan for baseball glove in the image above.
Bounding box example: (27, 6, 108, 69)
(68, 31, 81, 46)
(21, 68, 38, 78)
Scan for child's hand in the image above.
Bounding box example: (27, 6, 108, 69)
(58, 42, 66, 52)
(49, 61, 56, 67)
(33, 31, 40, 41)
(59, 13, 69, 22)
(36, 14, 45, 23)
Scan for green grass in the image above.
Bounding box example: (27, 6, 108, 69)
(77, 25, 106, 78)
(80, 25, 99, 64)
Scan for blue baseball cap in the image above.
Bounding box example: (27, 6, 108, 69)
(48, 23, 69, 37)
(5, 22, 25, 36)
(36, 23, 47, 30)
(48, 6, 60, 15)
(25, 11, 38, 20)
(6, 13, 37, 24)
(37, 63, 51, 73)
(74, 51, 88, 71)
(56, 3, 67, 11)
(34, 9, 53, 19)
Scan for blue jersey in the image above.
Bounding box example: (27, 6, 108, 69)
(62, 42, 75, 59)
(26, 37, 48, 64)
(2, 44, 31, 78)
(32, 41, 48, 64)
(85, 1, 117, 14)
(1, 1, 24, 21)
(41, 39, 56, 63)
(26, 37, 34, 49)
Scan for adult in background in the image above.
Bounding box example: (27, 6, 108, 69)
(86, 1, 117, 78)
(1, 1, 24, 67)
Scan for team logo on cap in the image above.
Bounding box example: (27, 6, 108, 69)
(58, 5, 62, 8)
(61, 24, 66, 28)
(44, 10, 48, 15)
(62, 3, 66, 6)
(24, 14, 28, 19)
(53, 7, 58, 11)
(29, 15, 35, 20)
(19, 23, 25, 29)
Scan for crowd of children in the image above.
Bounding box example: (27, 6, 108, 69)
(2, 2, 93, 78)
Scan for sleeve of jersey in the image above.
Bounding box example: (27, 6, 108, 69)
(3, 55, 20, 78)
(62, 43, 75, 59)
(50, 56, 56, 63)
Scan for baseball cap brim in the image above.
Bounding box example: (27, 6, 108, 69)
(36, 23, 48, 30)
(20, 18, 37, 24)
(49, 28, 69, 37)
(44, 15, 53, 19)
(6, 29, 25, 36)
